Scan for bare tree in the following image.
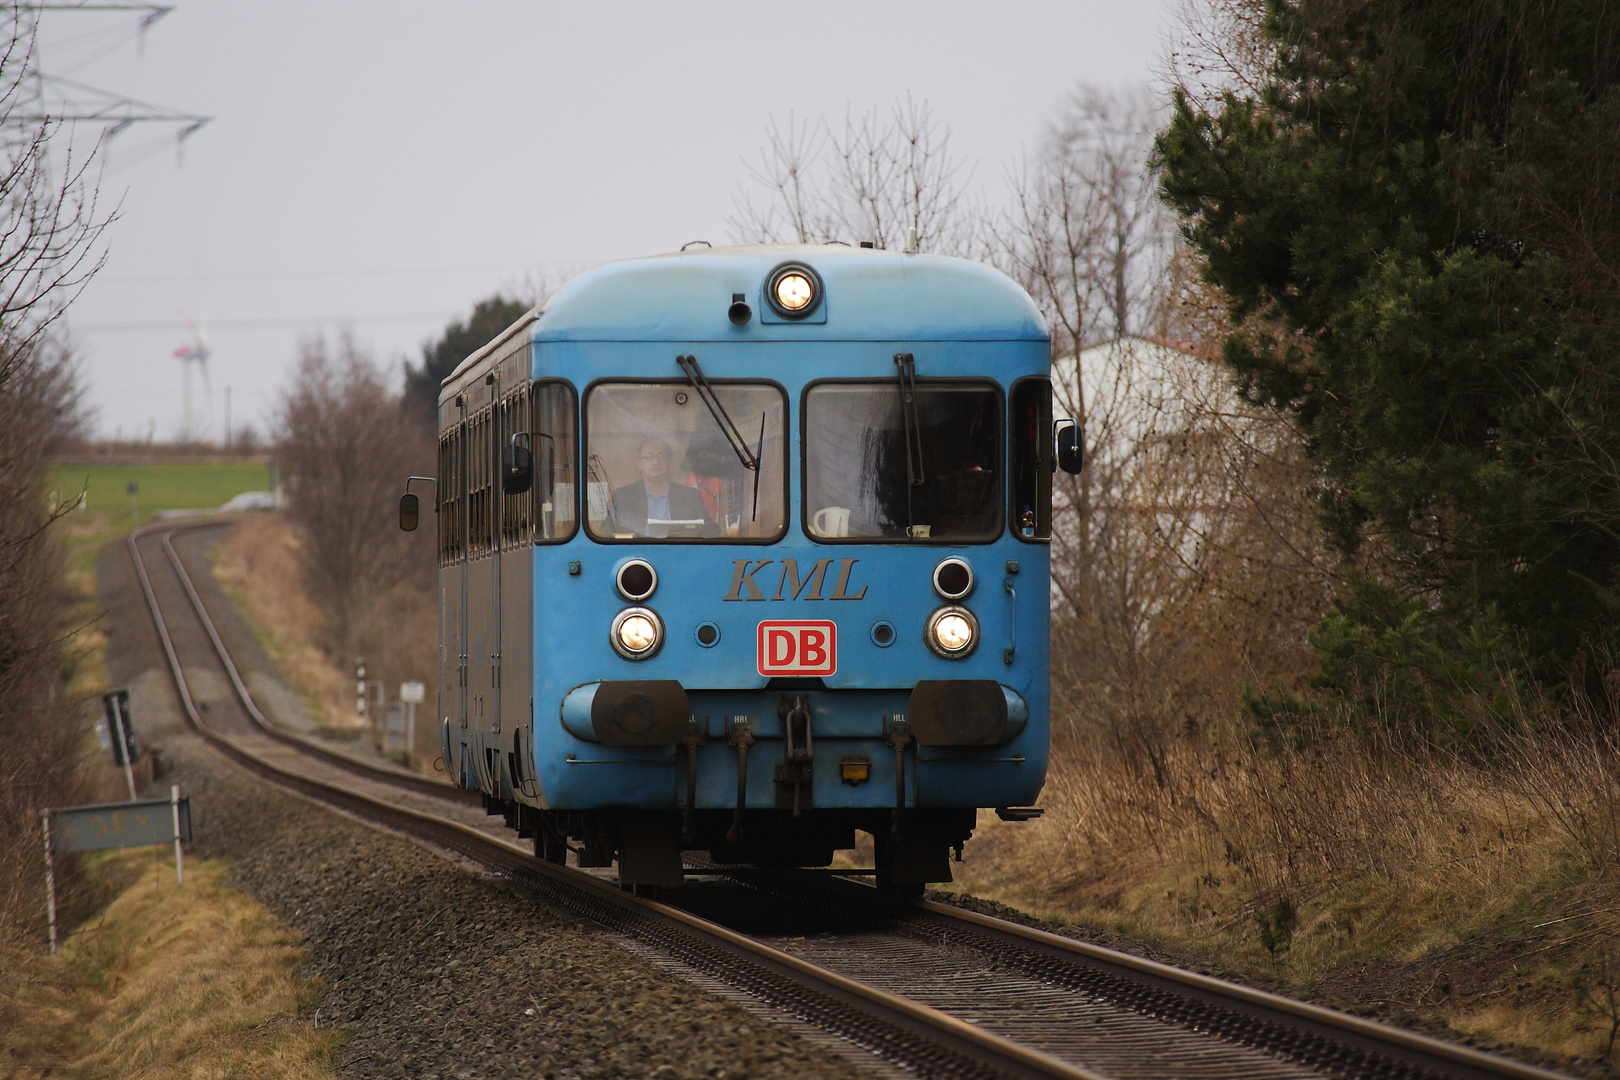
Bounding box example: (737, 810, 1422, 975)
(729, 96, 975, 254)
(992, 84, 1167, 360)
(982, 85, 1334, 753)
(0, 7, 113, 956)
(729, 112, 835, 247)
(273, 335, 433, 662)
(1159, 0, 1275, 114)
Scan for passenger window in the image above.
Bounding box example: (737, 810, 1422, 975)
(439, 430, 459, 564)
(530, 380, 578, 543)
(1010, 377, 1053, 541)
(584, 381, 787, 542)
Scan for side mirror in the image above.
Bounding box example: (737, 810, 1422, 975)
(399, 492, 419, 532)
(1055, 419, 1082, 475)
(502, 442, 533, 495)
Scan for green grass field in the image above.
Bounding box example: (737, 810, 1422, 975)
(49, 461, 276, 515)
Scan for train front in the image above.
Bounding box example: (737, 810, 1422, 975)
(526, 246, 1060, 890)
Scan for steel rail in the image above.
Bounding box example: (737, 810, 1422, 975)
(142, 519, 478, 806)
(127, 519, 1101, 1080)
(689, 860, 1582, 1080)
(702, 856, 1580, 1080)
(128, 520, 1580, 1080)
(909, 901, 1574, 1080)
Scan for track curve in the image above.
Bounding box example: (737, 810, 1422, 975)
(126, 519, 1580, 1080)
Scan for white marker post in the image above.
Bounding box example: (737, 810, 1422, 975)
(400, 681, 426, 766)
(170, 785, 184, 884)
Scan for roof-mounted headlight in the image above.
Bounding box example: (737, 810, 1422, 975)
(925, 605, 979, 659)
(765, 262, 822, 319)
(612, 607, 664, 660)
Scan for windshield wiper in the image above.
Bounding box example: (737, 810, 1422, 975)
(894, 352, 926, 535)
(894, 352, 925, 487)
(676, 354, 763, 520)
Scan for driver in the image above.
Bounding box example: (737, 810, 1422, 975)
(608, 438, 717, 537)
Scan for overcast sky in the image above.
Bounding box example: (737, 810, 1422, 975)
(45, 1, 1179, 442)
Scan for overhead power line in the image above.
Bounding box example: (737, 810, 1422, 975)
(71, 310, 461, 332)
(101, 261, 544, 284)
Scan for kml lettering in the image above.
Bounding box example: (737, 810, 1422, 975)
(724, 558, 866, 601)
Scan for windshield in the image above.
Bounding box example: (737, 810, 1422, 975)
(585, 381, 787, 541)
(804, 381, 1002, 541)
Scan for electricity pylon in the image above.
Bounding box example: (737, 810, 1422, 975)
(1, 4, 211, 156)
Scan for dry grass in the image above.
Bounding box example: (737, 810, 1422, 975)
(946, 721, 1620, 1068)
(211, 514, 440, 768)
(0, 850, 340, 1079)
(211, 514, 357, 732)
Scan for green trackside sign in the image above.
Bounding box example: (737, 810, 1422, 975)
(50, 795, 191, 852)
(42, 786, 192, 953)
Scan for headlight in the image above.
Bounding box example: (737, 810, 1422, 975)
(611, 607, 664, 660)
(775, 273, 814, 310)
(925, 605, 979, 659)
(765, 262, 822, 319)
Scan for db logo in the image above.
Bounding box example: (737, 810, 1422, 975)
(756, 620, 837, 677)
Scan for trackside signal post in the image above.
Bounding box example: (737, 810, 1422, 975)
(102, 689, 138, 800)
(42, 787, 192, 953)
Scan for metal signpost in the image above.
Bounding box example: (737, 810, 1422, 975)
(384, 702, 406, 754)
(399, 680, 425, 764)
(42, 787, 192, 953)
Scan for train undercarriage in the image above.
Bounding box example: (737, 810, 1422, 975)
(481, 796, 978, 896)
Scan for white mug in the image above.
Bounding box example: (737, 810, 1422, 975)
(813, 506, 850, 538)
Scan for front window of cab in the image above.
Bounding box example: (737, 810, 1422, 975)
(804, 380, 1002, 541)
(585, 381, 788, 541)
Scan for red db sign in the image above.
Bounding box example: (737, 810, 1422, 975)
(756, 620, 837, 677)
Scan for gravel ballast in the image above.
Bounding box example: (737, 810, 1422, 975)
(103, 529, 870, 1080)
(160, 738, 864, 1080)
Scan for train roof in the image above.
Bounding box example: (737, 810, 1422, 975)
(441, 245, 1048, 392)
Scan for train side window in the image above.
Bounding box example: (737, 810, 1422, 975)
(469, 409, 492, 557)
(499, 386, 531, 550)
(438, 431, 456, 564)
(1009, 376, 1053, 542)
(530, 380, 578, 543)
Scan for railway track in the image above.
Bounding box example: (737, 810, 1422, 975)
(128, 519, 1579, 1080)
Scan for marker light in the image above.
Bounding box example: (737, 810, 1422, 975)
(616, 559, 657, 601)
(925, 605, 979, 659)
(611, 607, 664, 660)
(933, 557, 974, 600)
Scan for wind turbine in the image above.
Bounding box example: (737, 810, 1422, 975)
(172, 311, 212, 443)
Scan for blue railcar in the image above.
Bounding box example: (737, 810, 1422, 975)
(402, 244, 1078, 892)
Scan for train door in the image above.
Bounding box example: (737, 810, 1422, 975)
(438, 407, 468, 776)
(498, 381, 533, 792)
(467, 405, 494, 747)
